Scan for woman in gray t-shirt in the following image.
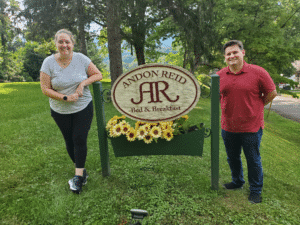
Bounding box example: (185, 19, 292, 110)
(40, 29, 103, 194)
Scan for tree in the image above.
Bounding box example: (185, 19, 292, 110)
(22, 0, 94, 55)
(0, 0, 21, 80)
(22, 41, 55, 81)
(164, 0, 221, 74)
(86, 39, 109, 79)
(106, 0, 123, 86)
(216, 0, 300, 95)
(119, 0, 169, 65)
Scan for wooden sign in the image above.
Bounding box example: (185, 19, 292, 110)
(111, 64, 200, 122)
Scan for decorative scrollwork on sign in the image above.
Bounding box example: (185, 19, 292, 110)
(204, 127, 212, 138)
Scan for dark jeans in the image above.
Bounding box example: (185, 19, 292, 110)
(51, 101, 93, 168)
(221, 128, 263, 194)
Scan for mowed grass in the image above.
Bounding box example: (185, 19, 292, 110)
(0, 82, 299, 225)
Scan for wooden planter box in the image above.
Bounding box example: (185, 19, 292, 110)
(110, 127, 205, 157)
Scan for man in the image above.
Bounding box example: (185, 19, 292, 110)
(217, 40, 277, 204)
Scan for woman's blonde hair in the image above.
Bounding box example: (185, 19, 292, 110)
(54, 29, 76, 44)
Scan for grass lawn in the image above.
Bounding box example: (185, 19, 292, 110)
(281, 93, 300, 98)
(0, 82, 299, 224)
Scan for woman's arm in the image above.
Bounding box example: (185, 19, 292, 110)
(40, 71, 79, 102)
(76, 62, 103, 97)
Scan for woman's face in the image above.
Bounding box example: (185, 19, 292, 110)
(55, 33, 74, 57)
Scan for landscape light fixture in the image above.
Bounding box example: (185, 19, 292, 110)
(129, 209, 148, 225)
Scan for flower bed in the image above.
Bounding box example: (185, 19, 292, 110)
(106, 115, 205, 157)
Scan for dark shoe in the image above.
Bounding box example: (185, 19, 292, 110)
(223, 182, 243, 190)
(68, 176, 83, 194)
(82, 169, 89, 186)
(248, 192, 262, 204)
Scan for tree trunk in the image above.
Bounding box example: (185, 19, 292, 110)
(77, 0, 87, 56)
(107, 0, 123, 87)
(134, 42, 146, 65)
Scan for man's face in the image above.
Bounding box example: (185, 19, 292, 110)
(224, 45, 245, 67)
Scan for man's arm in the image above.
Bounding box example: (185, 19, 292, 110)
(263, 90, 277, 106)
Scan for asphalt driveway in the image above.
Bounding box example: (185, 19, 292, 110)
(264, 95, 300, 123)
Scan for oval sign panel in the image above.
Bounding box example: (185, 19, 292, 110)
(111, 64, 200, 122)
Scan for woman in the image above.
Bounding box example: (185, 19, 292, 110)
(40, 29, 103, 194)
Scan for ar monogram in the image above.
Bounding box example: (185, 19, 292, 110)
(131, 81, 179, 104)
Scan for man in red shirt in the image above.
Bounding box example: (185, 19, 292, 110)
(217, 40, 277, 203)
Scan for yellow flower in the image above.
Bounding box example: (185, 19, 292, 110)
(149, 126, 162, 138)
(159, 121, 167, 129)
(111, 116, 120, 121)
(121, 123, 131, 135)
(112, 124, 122, 137)
(109, 127, 115, 137)
(167, 121, 173, 127)
(163, 129, 174, 141)
(106, 119, 117, 130)
(149, 122, 159, 128)
(181, 115, 189, 121)
(143, 123, 151, 132)
(111, 115, 126, 122)
(166, 125, 174, 132)
(143, 133, 153, 144)
(126, 127, 136, 142)
(120, 120, 128, 127)
(160, 122, 174, 132)
(136, 126, 148, 140)
(135, 121, 146, 130)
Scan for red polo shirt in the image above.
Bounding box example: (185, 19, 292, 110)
(216, 62, 276, 133)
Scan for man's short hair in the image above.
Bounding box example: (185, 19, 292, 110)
(223, 40, 244, 53)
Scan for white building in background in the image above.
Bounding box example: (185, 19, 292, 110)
(292, 60, 300, 86)
(280, 61, 300, 90)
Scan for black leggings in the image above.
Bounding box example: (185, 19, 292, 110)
(51, 101, 93, 168)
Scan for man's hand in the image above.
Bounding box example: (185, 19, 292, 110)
(263, 90, 277, 106)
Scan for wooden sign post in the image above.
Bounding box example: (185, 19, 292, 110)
(92, 65, 220, 190)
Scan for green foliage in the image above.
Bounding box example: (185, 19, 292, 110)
(97, 28, 109, 57)
(166, 0, 220, 73)
(197, 74, 211, 86)
(87, 39, 109, 79)
(5, 51, 24, 80)
(22, 41, 47, 81)
(158, 46, 183, 67)
(196, 73, 211, 97)
(216, 0, 300, 80)
(22, 0, 79, 42)
(0, 43, 24, 81)
(34, 39, 56, 56)
(0, 0, 22, 80)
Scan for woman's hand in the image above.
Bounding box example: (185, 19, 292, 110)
(67, 93, 79, 102)
(76, 83, 85, 97)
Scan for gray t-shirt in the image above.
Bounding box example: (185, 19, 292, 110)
(40, 52, 92, 114)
